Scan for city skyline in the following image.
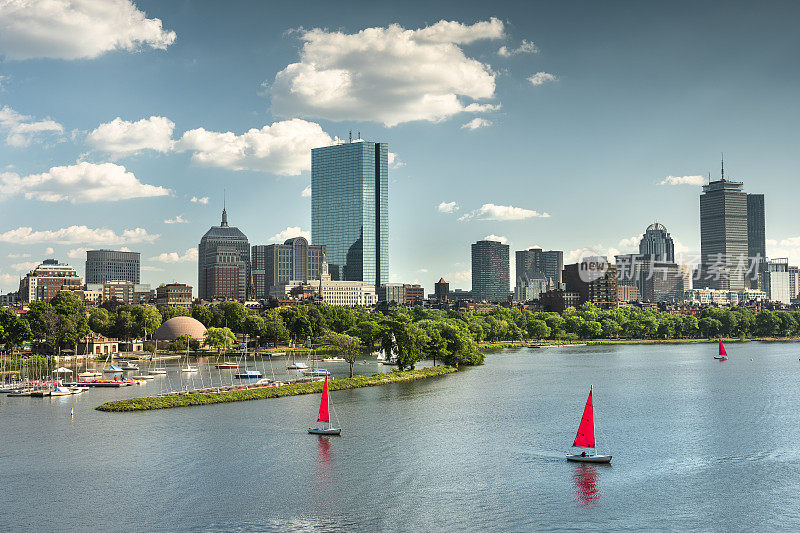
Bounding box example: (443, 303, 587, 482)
(2, 1, 800, 294)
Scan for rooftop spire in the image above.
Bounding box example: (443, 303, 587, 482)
(721, 152, 725, 181)
(221, 190, 228, 227)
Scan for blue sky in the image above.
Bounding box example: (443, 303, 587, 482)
(1, 0, 799, 294)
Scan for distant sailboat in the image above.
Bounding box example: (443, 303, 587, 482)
(566, 385, 612, 463)
(714, 340, 728, 360)
(308, 376, 341, 435)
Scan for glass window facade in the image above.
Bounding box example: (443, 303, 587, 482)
(311, 141, 388, 287)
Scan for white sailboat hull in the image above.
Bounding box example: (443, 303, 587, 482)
(308, 427, 341, 435)
(566, 454, 612, 463)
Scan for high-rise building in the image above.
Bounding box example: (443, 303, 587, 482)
(252, 237, 325, 300)
(198, 206, 250, 301)
(747, 194, 766, 288)
(471, 240, 509, 302)
(763, 258, 790, 304)
(515, 248, 563, 292)
(18, 259, 83, 303)
(789, 265, 799, 302)
(699, 175, 749, 291)
(85, 250, 140, 284)
(563, 257, 619, 309)
(311, 140, 388, 287)
(639, 222, 675, 262)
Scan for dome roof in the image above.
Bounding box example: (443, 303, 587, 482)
(153, 316, 207, 341)
(646, 222, 667, 232)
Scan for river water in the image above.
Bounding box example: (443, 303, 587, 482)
(1, 342, 799, 531)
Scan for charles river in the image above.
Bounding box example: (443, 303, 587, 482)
(2, 342, 800, 531)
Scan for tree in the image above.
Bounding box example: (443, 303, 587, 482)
(346, 319, 382, 350)
(261, 310, 290, 345)
(204, 327, 236, 351)
(88, 308, 110, 336)
(191, 304, 214, 327)
(436, 323, 483, 366)
(379, 317, 428, 371)
(279, 307, 313, 344)
(322, 332, 362, 377)
(133, 305, 162, 338)
(0, 309, 31, 353)
(526, 319, 551, 340)
(166, 334, 200, 353)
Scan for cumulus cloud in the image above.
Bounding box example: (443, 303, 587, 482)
(44, 247, 54, 255)
(567, 247, 619, 264)
(191, 196, 209, 204)
(388, 152, 405, 169)
(0, 162, 170, 203)
(445, 268, 471, 285)
(497, 40, 538, 57)
(87, 116, 174, 156)
(67, 248, 89, 259)
(0, 225, 158, 245)
(164, 214, 187, 224)
(0, 105, 63, 147)
(7, 253, 30, 258)
(617, 235, 643, 251)
(0, 0, 176, 60)
(268, 226, 310, 243)
(461, 117, 492, 130)
(176, 119, 331, 175)
(437, 201, 459, 213)
(459, 203, 550, 221)
(527, 72, 558, 86)
(269, 19, 503, 126)
(659, 175, 706, 186)
(301, 185, 311, 198)
(10, 261, 38, 272)
(150, 248, 198, 263)
(483, 234, 508, 245)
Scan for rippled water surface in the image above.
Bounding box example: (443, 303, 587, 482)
(2, 343, 800, 531)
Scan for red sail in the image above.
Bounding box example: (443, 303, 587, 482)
(719, 340, 727, 356)
(573, 388, 595, 448)
(317, 376, 330, 423)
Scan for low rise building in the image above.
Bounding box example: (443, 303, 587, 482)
(539, 289, 581, 313)
(563, 257, 619, 309)
(378, 283, 424, 306)
(684, 288, 767, 306)
(18, 260, 83, 303)
(86, 281, 151, 305)
(156, 283, 193, 308)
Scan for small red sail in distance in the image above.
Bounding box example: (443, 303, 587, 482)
(318, 376, 330, 423)
(573, 386, 596, 448)
(719, 340, 727, 356)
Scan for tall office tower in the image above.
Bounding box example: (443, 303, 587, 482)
(515, 248, 564, 288)
(746, 194, 766, 289)
(198, 206, 250, 301)
(252, 237, 326, 299)
(789, 265, 799, 302)
(311, 140, 388, 287)
(472, 239, 510, 302)
(85, 250, 140, 284)
(638, 222, 675, 262)
(699, 173, 749, 291)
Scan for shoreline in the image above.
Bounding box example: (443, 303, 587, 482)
(479, 337, 800, 349)
(95, 366, 457, 412)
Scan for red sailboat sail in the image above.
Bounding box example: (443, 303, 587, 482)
(317, 376, 330, 423)
(573, 387, 595, 448)
(718, 340, 727, 356)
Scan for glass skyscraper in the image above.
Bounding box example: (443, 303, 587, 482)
(311, 141, 388, 287)
(638, 222, 675, 262)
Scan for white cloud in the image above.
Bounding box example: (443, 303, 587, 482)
(301, 185, 311, 198)
(388, 152, 404, 169)
(437, 201, 459, 214)
(445, 268, 471, 285)
(269, 19, 503, 126)
(0, 225, 158, 245)
(659, 175, 706, 186)
(10, 261, 38, 272)
(461, 117, 492, 130)
(0, 0, 176, 60)
(0, 105, 63, 147)
(7, 253, 30, 258)
(417, 268, 428, 273)
(527, 72, 558, 86)
(269, 226, 310, 243)
(617, 235, 642, 251)
(483, 234, 508, 245)
(141, 265, 163, 272)
(87, 116, 174, 156)
(767, 237, 800, 265)
(150, 248, 198, 263)
(190, 196, 209, 204)
(176, 119, 331, 175)
(0, 162, 170, 203)
(567, 247, 619, 264)
(459, 203, 550, 221)
(497, 40, 538, 57)
(67, 247, 88, 259)
(44, 247, 54, 255)
(164, 215, 188, 224)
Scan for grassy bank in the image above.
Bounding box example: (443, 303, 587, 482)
(479, 337, 800, 350)
(95, 366, 457, 412)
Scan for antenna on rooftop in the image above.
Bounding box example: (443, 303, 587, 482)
(358, 131, 361, 140)
(721, 152, 725, 181)
(349, 130, 352, 143)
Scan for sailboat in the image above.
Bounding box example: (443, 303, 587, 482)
(714, 340, 728, 360)
(566, 385, 612, 463)
(308, 376, 341, 435)
(180, 336, 198, 373)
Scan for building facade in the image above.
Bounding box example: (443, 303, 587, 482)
(763, 258, 790, 304)
(515, 248, 563, 290)
(378, 283, 424, 306)
(18, 260, 83, 303)
(747, 194, 766, 289)
(311, 140, 388, 287)
(472, 240, 510, 302)
(156, 283, 193, 308)
(639, 222, 675, 262)
(539, 289, 581, 313)
(198, 207, 250, 301)
(699, 177, 749, 291)
(434, 278, 449, 302)
(252, 237, 325, 299)
(563, 258, 619, 309)
(85, 249, 140, 284)
(86, 281, 151, 305)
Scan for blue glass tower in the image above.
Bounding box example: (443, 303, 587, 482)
(311, 141, 388, 287)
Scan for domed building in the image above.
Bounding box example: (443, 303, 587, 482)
(639, 222, 675, 262)
(198, 204, 250, 301)
(153, 316, 208, 342)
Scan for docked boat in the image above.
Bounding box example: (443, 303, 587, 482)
(303, 368, 330, 377)
(566, 385, 612, 464)
(322, 357, 346, 363)
(180, 366, 199, 373)
(216, 362, 239, 369)
(51, 386, 73, 397)
(149, 368, 167, 375)
(103, 365, 123, 373)
(287, 361, 309, 370)
(121, 363, 139, 371)
(7, 388, 34, 397)
(68, 386, 88, 394)
(714, 340, 728, 360)
(234, 369, 263, 379)
(130, 374, 154, 380)
(308, 376, 341, 436)
(78, 371, 102, 379)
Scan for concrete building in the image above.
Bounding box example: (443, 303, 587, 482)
(685, 288, 766, 306)
(539, 289, 581, 313)
(639, 262, 684, 302)
(747, 194, 766, 289)
(198, 206, 250, 301)
(434, 278, 449, 302)
(18, 259, 83, 303)
(515, 277, 549, 302)
(311, 139, 388, 287)
(515, 248, 563, 291)
(1, 292, 19, 306)
(639, 222, 675, 262)
(85, 249, 140, 284)
(378, 283, 424, 306)
(472, 239, 510, 302)
(563, 257, 619, 309)
(156, 283, 193, 308)
(86, 281, 151, 305)
(763, 258, 790, 304)
(252, 237, 325, 299)
(789, 265, 799, 302)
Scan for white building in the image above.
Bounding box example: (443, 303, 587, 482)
(763, 258, 791, 304)
(684, 288, 766, 305)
